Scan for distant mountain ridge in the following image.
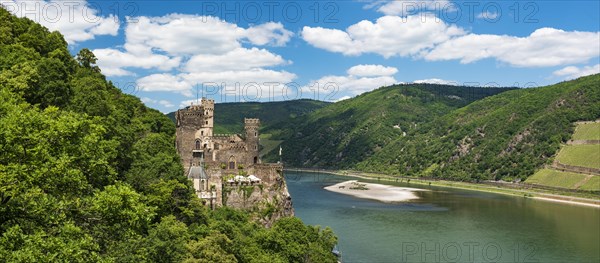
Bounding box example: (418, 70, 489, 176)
(167, 99, 329, 134)
(263, 84, 516, 168)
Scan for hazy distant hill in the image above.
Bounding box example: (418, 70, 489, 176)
(167, 99, 329, 134)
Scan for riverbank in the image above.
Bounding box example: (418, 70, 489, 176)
(324, 180, 426, 203)
(286, 168, 600, 208)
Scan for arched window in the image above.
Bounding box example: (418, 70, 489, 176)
(195, 140, 200, 150)
(228, 156, 236, 170)
(253, 156, 258, 164)
(201, 131, 204, 136)
(254, 131, 258, 137)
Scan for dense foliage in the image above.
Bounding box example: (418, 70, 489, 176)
(167, 100, 329, 134)
(265, 84, 513, 167)
(0, 9, 337, 262)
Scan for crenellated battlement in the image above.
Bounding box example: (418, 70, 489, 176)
(244, 118, 260, 125)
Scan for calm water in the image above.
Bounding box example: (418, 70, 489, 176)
(285, 171, 600, 263)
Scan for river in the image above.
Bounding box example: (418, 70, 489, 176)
(284, 171, 600, 263)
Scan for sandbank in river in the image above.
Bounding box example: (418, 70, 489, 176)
(324, 180, 427, 202)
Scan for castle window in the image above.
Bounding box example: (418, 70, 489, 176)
(201, 131, 204, 136)
(195, 140, 200, 150)
(254, 132, 257, 137)
(206, 121, 208, 125)
(203, 144, 207, 149)
(228, 156, 236, 169)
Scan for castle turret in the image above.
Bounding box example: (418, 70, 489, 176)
(244, 118, 260, 164)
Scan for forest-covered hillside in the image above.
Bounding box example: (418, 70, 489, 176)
(0, 8, 337, 262)
(264, 84, 514, 167)
(357, 75, 600, 182)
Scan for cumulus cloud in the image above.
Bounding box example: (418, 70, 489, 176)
(301, 15, 465, 58)
(477, 11, 499, 20)
(413, 78, 457, 85)
(303, 14, 600, 68)
(347, 64, 398, 77)
(553, 64, 600, 80)
(1, 0, 119, 44)
(137, 69, 297, 100)
(245, 22, 293, 46)
(92, 13, 294, 87)
(136, 74, 194, 97)
(303, 65, 398, 99)
(123, 14, 291, 56)
(180, 69, 296, 88)
(374, 0, 456, 16)
(93, 48, 181, 76)
(141, 97, 174, 107)
(184, 47, 289, 72)
(424, 28, 600, 67)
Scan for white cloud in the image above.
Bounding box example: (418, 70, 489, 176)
(137, 69, 297, 100)
(302, 12, 599, 68)
(413, 78, 457, 85)
(1, 0, 120, 44)
(477, 11, 499, 20)
(347, 64, 398, 77)
(553, 64, 600, 80)
(304, 65, 398, 99)
(125, 14, 243, 56)
(375, 0, 456, 16)
(308, 75, 397, 97)
(141, 97, 157, 104)
(93, 48, 181, 76)
(335, 96, 352, 102)
(136, 74, 194, 97)
(124, 14, 292, 56)
(245, 22, 293, 46)
(424, 28, 600, 67)
(179, 99, 197, 108)
(159, 100, 174, 108)
(90, 13, 295, 87)
(141, 97, 174, 112)
(301, 15, 465, 58)
(184, 47, 288, 72)
(181, 69, 296, 90)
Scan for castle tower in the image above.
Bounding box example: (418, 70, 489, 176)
(201, 98, 214, 131)
(175, 98, 215, 168)
(244, 118, 260, 164)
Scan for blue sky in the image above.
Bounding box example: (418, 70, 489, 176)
(3, 0, 599, 112)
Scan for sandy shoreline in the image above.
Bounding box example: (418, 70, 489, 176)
(324, 180, 426, 203)
(288, 168, 600, 208)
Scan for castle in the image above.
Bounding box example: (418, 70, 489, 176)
(175, 99, 292, 220)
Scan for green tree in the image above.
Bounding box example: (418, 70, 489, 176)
(76, 48, 100, 72)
